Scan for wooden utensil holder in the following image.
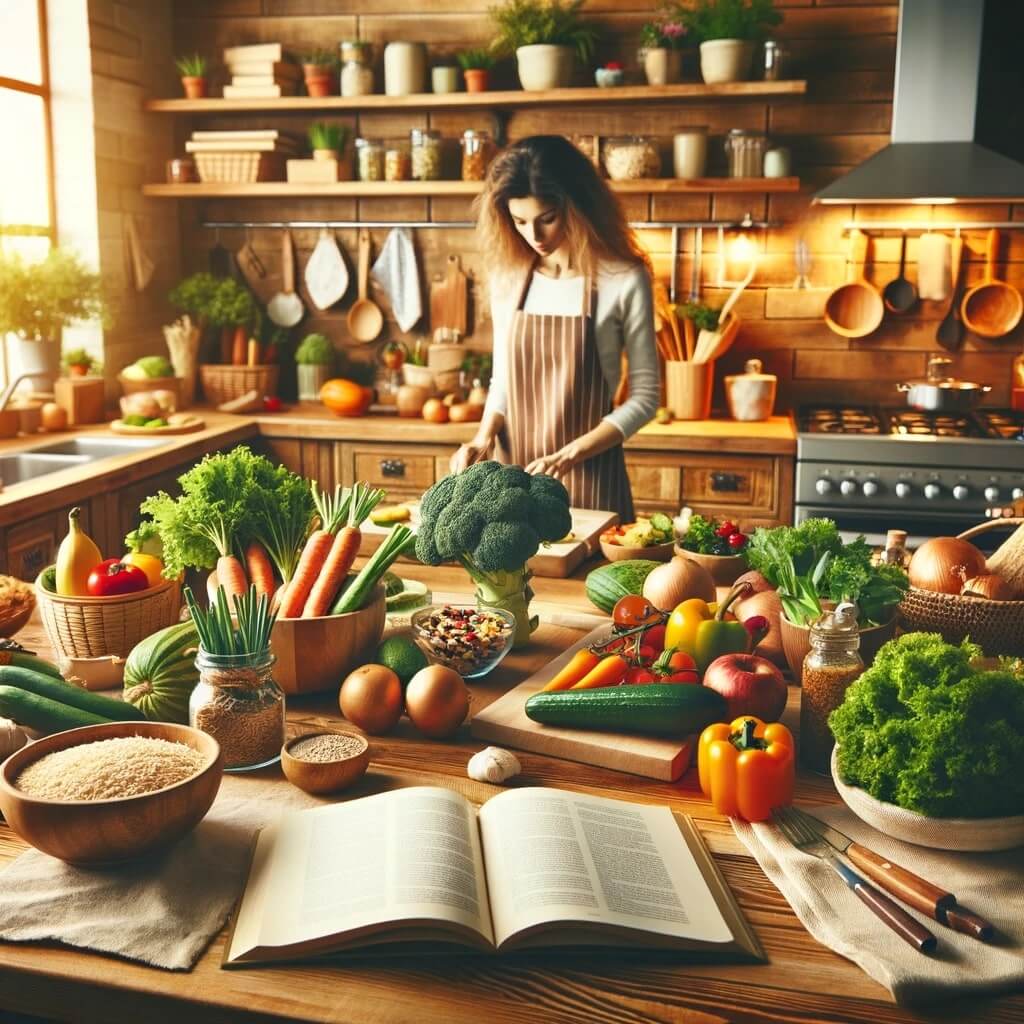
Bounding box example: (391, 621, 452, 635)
(665, 360, 714, 420)
(54, 377, 106, 426)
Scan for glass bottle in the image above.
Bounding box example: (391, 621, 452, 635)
(410, 128, 442, 180)
(460, 129, 493, 181)
(800, 602, 863, 774)
(190, 647, 285, 772)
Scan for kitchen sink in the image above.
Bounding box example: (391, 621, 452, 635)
(0, 452, 92, 485)
(27, 437, 166, 459)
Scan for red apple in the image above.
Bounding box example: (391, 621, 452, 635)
(703, 653, 787, 722)
(733, 569, 773, 596)
(735, 588, 785, 667)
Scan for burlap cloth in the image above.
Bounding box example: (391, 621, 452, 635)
(734, 803, 1024, 1006)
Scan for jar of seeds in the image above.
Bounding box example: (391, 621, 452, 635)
(461, 129, 494, 181)
(410, 128, 442, 180)
(356, 137, 384, 181)
(190, 647, 285, 772)
(800, 602, 863, 774)
(385, 139, 411, 181)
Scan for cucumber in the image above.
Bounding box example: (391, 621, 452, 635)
(525, 684, 726, 737)
(0, 685, 111, 735)
(0, 650, 63, 679)
(0, 666, 146, 723)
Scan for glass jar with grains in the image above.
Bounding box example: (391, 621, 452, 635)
(461, 129, 494, 181)
(410, 128, 442, 180)
(356, 137, 385, 182)
(800, 602, 863, 774)
(190, 647, 285, 772)
(602, 136, 661, 181)
(385, 139, 411, 181)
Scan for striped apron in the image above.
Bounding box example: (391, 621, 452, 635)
(498, 267, 635, 520)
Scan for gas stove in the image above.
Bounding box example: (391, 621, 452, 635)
(795, 406, 1024, 548)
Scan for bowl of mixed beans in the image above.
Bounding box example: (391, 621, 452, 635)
(410, 604, 516, 679)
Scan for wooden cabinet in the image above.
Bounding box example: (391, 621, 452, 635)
(2, 499, 105, 582)
(339, 442, 458, 502)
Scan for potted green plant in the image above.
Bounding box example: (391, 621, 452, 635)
(295, 333, 335, 400)
(302, 49, 338, 98)
(175, 53, 208, 99)
(684, 0, 782, 84)
(208, 278, 258, 365)
(489, 0, 600, 92)
(0, 248, 108, 393)
(639, 6, 689, 85)
(457, 48, 496, 92)
(61, 348, 101, 378)
(307, 121, 352, 172)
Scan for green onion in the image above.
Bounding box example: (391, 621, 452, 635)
(330, 524, 413, 614)
(184, 583, 277, 656)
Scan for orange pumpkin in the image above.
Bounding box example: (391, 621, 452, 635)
(320, 378, 373, 417)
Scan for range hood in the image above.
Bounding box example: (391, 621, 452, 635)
(814, 0, 1024, 205)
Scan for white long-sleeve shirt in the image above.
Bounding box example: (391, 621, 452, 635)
(484, 260, 661, 440)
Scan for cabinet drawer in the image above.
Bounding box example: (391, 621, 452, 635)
(354, 449, 437, 491)
(625, 459, 682, 510)
(682, 455, 775, 510)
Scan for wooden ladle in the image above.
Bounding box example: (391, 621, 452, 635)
(824, 228, 884, 338)
(347, 228, 384, 343)
(960, 228, 1023, 339)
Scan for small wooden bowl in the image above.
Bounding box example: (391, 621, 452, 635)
(281, 732, 370, 795)
(673, 545, 747, 586)
(599, 538, 674, 563)
(0, 720, 223, 865)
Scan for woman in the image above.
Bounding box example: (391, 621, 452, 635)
(450, 135, 660, 520)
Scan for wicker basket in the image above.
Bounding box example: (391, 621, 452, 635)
(194, 152, 284, 184)
(898, 519, 1024, 656)
(200, 364, 279, 405)
(34, 573, 182, 661)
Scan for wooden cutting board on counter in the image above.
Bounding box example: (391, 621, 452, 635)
(360, 504, 618, 578)
(471, 624, 695, 781)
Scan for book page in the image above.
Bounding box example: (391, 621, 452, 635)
(478, 788, 733, 949)
(228, 786, 494, 961)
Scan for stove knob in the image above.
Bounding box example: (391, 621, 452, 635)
(895, 482, 912, 499)
(1013, 487, 1024, 501)
(985, 485, 1001, 502)
(952, 484, 969, 501)
(924, 483, 942, 500)
(862, 480, 879, 498)
(815, 478, 833, 496)
(840, 479, 857, 496)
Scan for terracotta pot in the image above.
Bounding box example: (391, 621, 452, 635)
(780, 610, 897, 685)
(516, 44, 574, 91)
(642, 47, 683, 86)
(699, 39, 755, 84)
(464, 68, 489, 93)
(312, 148, 337, 162)
(67, 364, 89, 377)
(303, 67, 333, 97)
(181, 76, 207, 99)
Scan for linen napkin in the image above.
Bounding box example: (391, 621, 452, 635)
(370, 227, 422, 332)
(734, 804, 1024, 1006)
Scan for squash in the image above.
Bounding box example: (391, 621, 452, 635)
(585, 560, 661, 615)
(320, 378, 373, 418)
(122, 621, 200, 723)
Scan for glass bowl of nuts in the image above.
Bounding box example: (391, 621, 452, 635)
(602, 136, 662, 181)
(410, 604, 516, 679)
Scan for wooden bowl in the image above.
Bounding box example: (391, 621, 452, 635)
(117, 374, 181, 403)
(673, 545, 747, 586)
(281, 732, 370, 795)
(0, 720, 223, 865)
(599, 538, 674, 563)
(270, 584, 386, 695)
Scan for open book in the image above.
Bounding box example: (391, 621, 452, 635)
(223, 786, 763, 967)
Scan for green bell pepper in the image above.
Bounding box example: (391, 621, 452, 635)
(694, 582, 752, 671)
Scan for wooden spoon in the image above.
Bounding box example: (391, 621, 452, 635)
(824, 229, 884, 339)
(961, 228, 1023, 339)
(882, 232, 917, 314)
(267, 229, 304, 328)
(347, 228, 384, 343)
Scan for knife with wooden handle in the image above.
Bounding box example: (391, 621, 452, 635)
(792, 808, 995, 940)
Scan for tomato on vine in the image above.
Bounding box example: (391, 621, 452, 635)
(611, 594, 661, 629)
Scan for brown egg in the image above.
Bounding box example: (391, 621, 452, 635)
(405, 665, 469, 739)
(339, 664, 403, 735)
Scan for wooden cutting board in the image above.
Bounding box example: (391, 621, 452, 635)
(359, 504, 618, 578)
(429, 254, 469, 336)
(470, 623, 695, 781)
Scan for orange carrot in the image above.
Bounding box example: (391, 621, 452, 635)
(277, 530, 334, 618)
(245, 540, 276, 598)
(569, 654, 628, 690)
(542, 648, 602, 692)
(216, 555, 248, 600)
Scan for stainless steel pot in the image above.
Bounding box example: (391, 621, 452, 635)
(897, 356, 991, 412)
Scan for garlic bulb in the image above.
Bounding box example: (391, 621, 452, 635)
(467, 746, 521, 785)
(0, 716, 28, 759)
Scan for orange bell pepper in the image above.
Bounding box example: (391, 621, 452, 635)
(698, 717, 794, 822)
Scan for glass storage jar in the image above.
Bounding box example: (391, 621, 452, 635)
(410, 128, 442, 180)
(461, 129, 494, 181)
(341, 59, 374, 97)
(356, 137, 385, 182)
(385, 139, 411, 181)
(190, 647, 285, 772)
(724, 129, 768, 178)
(602, 136, 661, 181)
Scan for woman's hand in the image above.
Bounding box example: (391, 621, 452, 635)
(525, 444, 579, 480)
(450, 439, 490, 474)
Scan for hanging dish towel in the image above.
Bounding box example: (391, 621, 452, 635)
(370, 227, 422, 332)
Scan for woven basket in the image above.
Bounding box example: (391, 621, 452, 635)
(34, 573, 182, 661)
(200, 364, 279, 405)
(194, 152, 284, 184)
(898, 519, 1024, 656)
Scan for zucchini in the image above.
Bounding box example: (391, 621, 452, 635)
(0, 685, 111, 735)
(0, 665, 146, 722)
(0, 650, 63, 679)
(525, 684, 726, 737)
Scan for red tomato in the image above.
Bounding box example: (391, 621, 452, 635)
(727, 532, 747, 550)
(624, 665, 656, 685)
(642, 623, 666, 652)
(262, 395, 282, 412)
(660, 670, 700, 684)
(612, 595, 661, 629)
(715, 521, 737, 538)
(86, 558, 149, 597)
(663, 649, 697, 673)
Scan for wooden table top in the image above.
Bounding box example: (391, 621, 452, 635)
(0, 565, 1019, 1024)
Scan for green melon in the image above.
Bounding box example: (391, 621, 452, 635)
(122, 620, 200, 723)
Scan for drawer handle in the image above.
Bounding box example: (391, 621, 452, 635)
(710, 472, 743, 492)
(380, 458, 406, 478)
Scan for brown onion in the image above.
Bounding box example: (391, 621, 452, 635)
(908, 537, 987, 594)
(642, 557, 716, 611)
(960, 573, 1015, 601)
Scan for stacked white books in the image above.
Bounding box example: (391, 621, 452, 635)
(222, 43, 300, 99)
(185, 130, 301, 156)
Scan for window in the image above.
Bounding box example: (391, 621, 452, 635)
(0, 0, 54, 259)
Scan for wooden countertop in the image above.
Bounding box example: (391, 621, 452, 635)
(0, 565, 1016, 1024)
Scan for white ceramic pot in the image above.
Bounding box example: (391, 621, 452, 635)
(9, 337, 61, 394)
(642, 47, 683, 86)
(672, 129, 708, 178)
(297, 364, 332, 401)
(699, 39, 755, 84)
(384, 41, 427, 96)
(515, 44, 574, 91)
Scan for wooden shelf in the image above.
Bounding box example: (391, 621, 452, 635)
(144, 80, 807, 115)
(142, 177, 800, 199)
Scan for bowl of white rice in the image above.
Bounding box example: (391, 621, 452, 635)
(0, 721, 223, 865)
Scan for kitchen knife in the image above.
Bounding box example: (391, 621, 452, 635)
(792, 807, 995, 940)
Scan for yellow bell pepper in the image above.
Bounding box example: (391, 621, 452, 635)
(122, 551, 164, 588)
(664, 583, 750, 671)
(698, 717, 794, 822)
(664, 598, 715, 658)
